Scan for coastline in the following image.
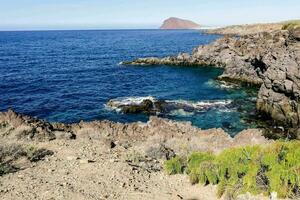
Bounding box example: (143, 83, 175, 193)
(124, 26, 300, 136)
(1, 23, 300, 200)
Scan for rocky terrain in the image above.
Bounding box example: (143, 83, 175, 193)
(160, 17, 201, 29)
(206, 20, 300, 36)
(0, 110, 273, 200)
(124, 27, 300, 132)
(206, 23, 283, 36)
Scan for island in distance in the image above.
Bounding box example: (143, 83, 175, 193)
(160, 17, 201, 29)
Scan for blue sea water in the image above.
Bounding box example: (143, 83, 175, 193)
(0, 30, 257, 135)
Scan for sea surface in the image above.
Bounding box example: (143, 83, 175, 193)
(0, 30, 257, 135)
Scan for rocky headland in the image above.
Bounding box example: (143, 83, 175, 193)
(124, 27, 300, 134)
(160, 17, 201, 29)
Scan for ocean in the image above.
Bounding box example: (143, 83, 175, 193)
(0, 29, 257, 135)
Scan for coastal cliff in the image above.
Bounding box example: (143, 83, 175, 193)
(124, 27, 300, 131)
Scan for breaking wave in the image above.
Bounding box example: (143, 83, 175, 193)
(106, 96, 233, 115)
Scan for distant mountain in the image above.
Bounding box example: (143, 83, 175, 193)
(160, 17, 201, 29)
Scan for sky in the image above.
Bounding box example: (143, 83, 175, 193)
(1, 0, 300, 30)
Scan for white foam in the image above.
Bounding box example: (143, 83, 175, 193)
(205, 80, 239, 89)
(165, 99, 233, 109)
(169, 109, 194, 117)
(106, 96, 156, 110)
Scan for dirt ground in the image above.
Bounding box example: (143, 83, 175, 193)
(0, 111, 273, 200)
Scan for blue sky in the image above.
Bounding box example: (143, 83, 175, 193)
(1, 0, 300, 30)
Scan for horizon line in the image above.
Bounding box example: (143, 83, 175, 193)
(0, 27, 220, 32)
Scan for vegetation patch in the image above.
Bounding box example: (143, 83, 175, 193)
(0, 144, 54, 176)
(282, 20, 300, 30)
(164, 141, 300, 199)
(164, 157, 185, 175)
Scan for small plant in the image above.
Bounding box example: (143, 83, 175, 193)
(0, 144, 53, 176)
(164, 157, 184, 175)
(125, 149, 144, 164)
(164, 141, 300, 199)
(25, 145, 53, 162)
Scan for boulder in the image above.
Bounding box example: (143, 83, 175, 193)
(122, 99, 154, 114)
(291, 27, 300, 40)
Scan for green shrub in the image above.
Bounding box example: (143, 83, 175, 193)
(164, 141, 300, 199)
(187, 152, 215, 173)
(164, 157, 184, 175)
(216, 146, 262, 197)
(186, 152, 217, 184)
(261, 141, 300, 198)
(282, 21, 300, 30)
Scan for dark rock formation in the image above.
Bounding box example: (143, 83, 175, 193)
(160, 17, 200, 30)
(123, 28, 300, 129)
(257, 30, 300, 127)
(121, 99, 155, 115)
(106, 97, 233, 116)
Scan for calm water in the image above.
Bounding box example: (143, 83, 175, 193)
(0, 30, 256, 135)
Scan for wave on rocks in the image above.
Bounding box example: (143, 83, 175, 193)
(205, 80, 240, 89)
(106, 96, 233, 116)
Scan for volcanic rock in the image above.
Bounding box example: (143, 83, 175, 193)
(160, 17, 200, 30)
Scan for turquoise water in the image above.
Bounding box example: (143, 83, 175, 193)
(0, 30, 257, 135)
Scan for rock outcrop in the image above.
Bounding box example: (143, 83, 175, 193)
(257, 29, 300, 127)
(123, 28, 300, 129)
(0, 109, 74, 141)
(160, 17, 200, 29)
(0, 110, 270, 152)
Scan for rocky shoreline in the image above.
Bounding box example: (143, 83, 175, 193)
(123, 27, 300, 134)
(1, 25, 300, 200)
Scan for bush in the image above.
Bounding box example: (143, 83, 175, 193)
(0, 144, 53, 176)
(282, 21, 300, 30)
(187, 152, 217, 184)
(164, 141, 300, 199)
(164, 157, 184, 175)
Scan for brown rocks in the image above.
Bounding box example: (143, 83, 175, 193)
(291, 27, 300, 40)
(0, 110, 56, 141)
(0, 110, 271, 150)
